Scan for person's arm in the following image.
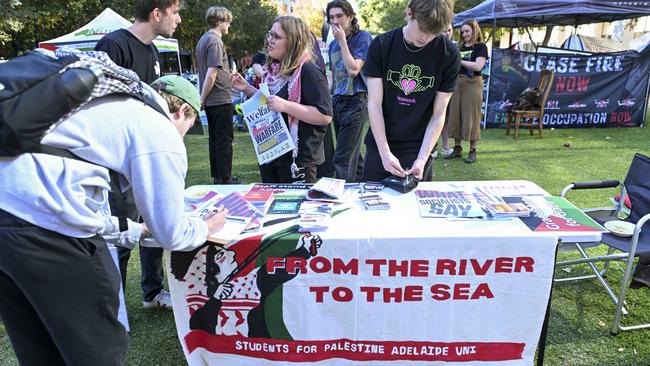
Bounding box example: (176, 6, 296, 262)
(199, 67, 218, 108)
(100, 216, 143, 249)
(267, 97, 331, 125)
(230, 73, 258, 97)
(266, 63, 332, 125)
(405, 91, 453, 180)
(366, 76, 406, 177)
(332, 25, 365, 77)
(461, 57, 486, 72)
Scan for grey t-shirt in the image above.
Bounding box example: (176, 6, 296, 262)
(196, 30, 232, 106)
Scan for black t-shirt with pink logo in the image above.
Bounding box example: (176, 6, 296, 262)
(363, 28, 460, 151)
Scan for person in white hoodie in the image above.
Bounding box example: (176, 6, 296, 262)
(0, 75, 227, 366)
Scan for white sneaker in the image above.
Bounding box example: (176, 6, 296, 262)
(431, 150, 439, 158)
(441, 148, 455, 157)
(143, 290, 172, 309)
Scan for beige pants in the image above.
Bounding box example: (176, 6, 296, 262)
(447, 75, 483, 142)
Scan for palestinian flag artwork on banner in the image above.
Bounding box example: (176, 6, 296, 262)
(518, 196, 606, 233)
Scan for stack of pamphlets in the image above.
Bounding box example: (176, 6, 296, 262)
(306, 177, 347, 203)
(359, 194, 390, 210)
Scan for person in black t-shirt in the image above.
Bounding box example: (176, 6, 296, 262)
(95, 0, 181, 84)
(95, 0, 182, 311)
(362, 0, 459, 182)
(251, 51, 266, 88)
(231, 16, 333, 183)
(445, 18, 488, 164)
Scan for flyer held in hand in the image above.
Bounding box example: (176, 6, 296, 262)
(241, 84, 296, 165)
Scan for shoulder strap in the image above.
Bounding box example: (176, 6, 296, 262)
(38, 145, 129, 232)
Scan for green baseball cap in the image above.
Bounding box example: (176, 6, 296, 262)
(151, 75, 201, 115)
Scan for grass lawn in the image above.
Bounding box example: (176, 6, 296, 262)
(1, 119, 650, 365)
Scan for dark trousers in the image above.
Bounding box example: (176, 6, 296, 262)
(117, 245, 164, 302)
(259, 163, 318, 183)
(111, 189, 163, 302)
(332, 93, 367, 182)
(0, 209, 128, 366)
(362, 143, 433, 182)
(205, 103, 234, 181)
(317, 123, 335, 178)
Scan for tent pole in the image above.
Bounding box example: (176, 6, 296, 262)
(483, 3, 497, 129)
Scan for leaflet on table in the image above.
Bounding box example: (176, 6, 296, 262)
(189, 191, 223, 215)
(358, 194, 390, 210)
(206, 215, 253, 244)
(415, 189, 486, 219)
(297, 211, 331, 232)
(518, 196, 606, 233)
(481, 195, 532, 218)
(241, 83, 296, 165)
(306, 177, 347, 203)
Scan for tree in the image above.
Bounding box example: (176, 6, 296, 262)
(0, 0, 108, 58)
(357, 0, 483, 35)
(357, 0, 404, 35)
(292, 0, 326, 37)
(174, 0, 277, 64)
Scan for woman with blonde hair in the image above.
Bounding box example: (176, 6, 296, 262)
(232, 16, 332, 183)
(445, 18, 487, 163)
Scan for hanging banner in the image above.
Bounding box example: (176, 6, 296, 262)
(168, 223, 558, 365)
(488, 48, 650, 128)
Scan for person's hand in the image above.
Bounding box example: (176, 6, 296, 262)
(205, 206, 228, 234)
(300, 235, 322, 256)
(380, 150, 406, 177)
(331, 24, 346, 44)
(405, 158, 427, 181)
(214, 282, 233, 300)
(267, 95, 289, 114)
(140, 222, 150, 240)
(230, 73, 249, 92)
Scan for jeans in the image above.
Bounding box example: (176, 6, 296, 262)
(0, 209, 128, 365)
(332, 93, 367, 182)
(205, 103, 234, 180)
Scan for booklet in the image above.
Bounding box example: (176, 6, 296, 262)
(306, 177, 347, 203)
(415, 189, 486, 219)
(482, 196, 532, 218)
(298, 211, 332, 232)
(267, 198, 304, 215)
(190, 192, 261, 244)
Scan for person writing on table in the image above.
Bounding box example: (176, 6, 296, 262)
(362, 0, 459, 182)
(231, 16, 333, 183)
(0, 73, 227, 365)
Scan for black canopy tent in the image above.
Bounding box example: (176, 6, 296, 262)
(454, 0, 650, 28)
(452, 0, 650, 128)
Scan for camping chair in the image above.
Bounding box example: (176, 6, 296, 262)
(555, 153, 650, 334)
(505, 69, 555, 139)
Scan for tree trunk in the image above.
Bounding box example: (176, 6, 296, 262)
(542, 25, 555, 46)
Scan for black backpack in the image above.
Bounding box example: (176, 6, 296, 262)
(0, 48, 167, 156)
(0, 48, 169, 232)
(510, 87, 542, 111)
